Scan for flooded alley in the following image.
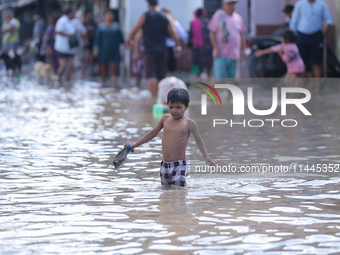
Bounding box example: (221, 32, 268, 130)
(1, 76, 340, 254)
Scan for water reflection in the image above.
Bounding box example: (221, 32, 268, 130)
(1, 77, 340, 254)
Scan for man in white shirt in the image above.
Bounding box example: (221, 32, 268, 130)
(54, 8, 76, 82)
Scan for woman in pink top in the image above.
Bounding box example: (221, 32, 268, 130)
(255, 30, 305, 93)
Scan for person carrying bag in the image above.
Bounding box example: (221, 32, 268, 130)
(69, 35, 79, 48)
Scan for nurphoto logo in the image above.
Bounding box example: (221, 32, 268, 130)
(196, 83, 312, 128)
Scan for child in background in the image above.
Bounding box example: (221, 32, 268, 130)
(255, 30, 305, 95)
(126, 88, 215, 188)
(130, 29, 143, 90)
(93, 10, 124, 88)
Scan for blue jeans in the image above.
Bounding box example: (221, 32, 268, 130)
(213, 57, 237, 79)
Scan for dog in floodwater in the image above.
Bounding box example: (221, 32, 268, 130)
(34, 61, 59, 83)
(0, 51, 21, 75)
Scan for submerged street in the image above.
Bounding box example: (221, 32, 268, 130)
(1, 75, 340, 254)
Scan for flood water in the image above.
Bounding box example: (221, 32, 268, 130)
(1, 76, 340, 254)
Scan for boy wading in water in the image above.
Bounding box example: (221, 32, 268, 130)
(126, 88, 215, 188)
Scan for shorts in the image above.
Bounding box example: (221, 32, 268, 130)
(56, 51, 74, 59)
(213, 57, 237, 79)
(297, 31, 323, 70)
(160, 160, 189, 187)
(144, 53, 167, 80)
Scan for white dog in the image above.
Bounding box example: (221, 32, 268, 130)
(34, 61, 59, 83)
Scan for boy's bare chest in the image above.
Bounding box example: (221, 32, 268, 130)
(163, 122, 190, 137)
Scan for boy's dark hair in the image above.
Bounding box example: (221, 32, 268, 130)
(167, 88, 190, 107)
(85, 9, 92, 15)
(147, 0, 158, 6)
(283, 5, 294, 14)
(281, 29, 298, 43)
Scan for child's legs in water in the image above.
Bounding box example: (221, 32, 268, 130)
(284, 73, 302, 98)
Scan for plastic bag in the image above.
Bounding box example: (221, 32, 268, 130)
(113, 144, 134, 169)
(157, 76, 188, 105)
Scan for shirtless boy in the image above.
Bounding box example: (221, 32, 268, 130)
(126, 88, 215, 188)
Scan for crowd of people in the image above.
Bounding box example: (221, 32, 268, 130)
(0, 0, 334, 96)
(1, 7, 122, 85)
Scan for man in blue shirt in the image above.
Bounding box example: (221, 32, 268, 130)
(290, 0, 333, 93)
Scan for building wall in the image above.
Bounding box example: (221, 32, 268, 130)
(254, 0, 285, 26)
(236, 0, 249, 33)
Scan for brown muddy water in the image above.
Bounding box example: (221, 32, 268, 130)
(1, 77, 340, 254)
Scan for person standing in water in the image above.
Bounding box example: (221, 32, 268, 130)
(93, 9, 124, 88)
(126, 88, 215, 188)
(125, 0, 181, 97)
(290, 0, 333, 93)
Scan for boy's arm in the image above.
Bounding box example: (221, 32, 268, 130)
(190, 119, 215, 166)
(127, 115, 166, 148)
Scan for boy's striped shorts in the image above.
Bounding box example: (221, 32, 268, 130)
(160, 160, 188, 187)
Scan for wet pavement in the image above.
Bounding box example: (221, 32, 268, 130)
(1, 75, 340, 254)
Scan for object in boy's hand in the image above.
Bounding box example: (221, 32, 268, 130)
(113, 144, 134, 169)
